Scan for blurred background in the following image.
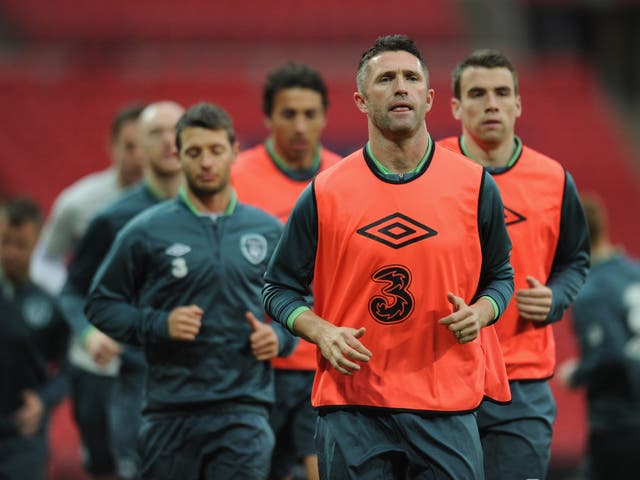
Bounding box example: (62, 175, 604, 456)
(0, 0, 638, 478)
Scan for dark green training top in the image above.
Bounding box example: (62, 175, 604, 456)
(86, 191, 297, 414)
(0, 277, 69, 435)
(570, 253, 640, 432)
(61, 182, 162, 368)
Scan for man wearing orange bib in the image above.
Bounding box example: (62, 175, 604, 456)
(263, 35, 515, 479)
(439, 50, 590, 480)
(231, 62, 341, 480)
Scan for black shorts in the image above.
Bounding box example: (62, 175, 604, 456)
(70, 366, 116, 476)
(269, 370, 316, 478)
(315, 409, 483, 479)
(139, 404, 274, 480)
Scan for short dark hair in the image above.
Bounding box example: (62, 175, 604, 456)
(110, 103, 146, 144)
(2, 197, 42, 227)
(263, 62, 329, 116)
(175, 103, 236, 152)
(356, 34, 428, 92)
(452, 49, 519, 99)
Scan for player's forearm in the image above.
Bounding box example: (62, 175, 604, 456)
(290, 310, 334, 346)
(59, 291, 91, 335)
(85, 295, 145, 346)
(471, 297, 497, 328)
(475, 172, 514, 321)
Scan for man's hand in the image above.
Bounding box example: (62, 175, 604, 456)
(292, 311, 372, 376)
(516, 276, 552, 323)
(438, 293, 489, 344)
(85, 328, 122, 366)
(246, 311, 279, 361)
(14, 390, 44, 437)
(314, 324, 372, 376)
(168, 305, 203, 341)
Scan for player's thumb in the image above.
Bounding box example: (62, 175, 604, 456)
(245, 311, 261, 332)
(188, 304, 204, 316)
(353, 327, 366, 339)
(526, 276, 542, 288)
(447, 292, 463, 310)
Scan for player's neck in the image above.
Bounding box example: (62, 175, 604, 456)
(368, 123, 429, 174)
(186, 185, 233, 214)
(268, 137, 316, 171)
(145, 171, 182, 200)
(461, 133, 517, 168)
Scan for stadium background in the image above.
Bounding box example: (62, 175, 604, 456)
(0, 1, 639, 478)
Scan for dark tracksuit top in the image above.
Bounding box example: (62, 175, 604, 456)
(61, 181, 163, 369)
(0, 277, 69, 436)
(86, 191, 296, 414)
(570, 253, 640, 433)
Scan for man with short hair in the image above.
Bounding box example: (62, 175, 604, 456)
(0, 198, 69, 480)
(439, 49, 590, 479)
(61, 101, 185, 479)
(558, 195, 640, 480)
(32, 103, 146, 294)
(231, 61, 341, 480)
(30, 103, 146, 480)
(87, 103, 296, 479)
(263, 35, 514, 479)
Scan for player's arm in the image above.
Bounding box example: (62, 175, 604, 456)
(263, 183, 371, 375)
(541, 172, 590, 323)
(567, 289, 628, 388)
(472, 171, 515, 325)
(34, 303, 71, 411)
(262, 183, 317, 329)
(30, 194, 76, 294)
(60, 214, 116, 335)
(85, 220, 170, 346)
(17, 303, 71, 437)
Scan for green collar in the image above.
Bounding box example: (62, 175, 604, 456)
(179, 187, 237, 217)
(144, 179, 168, 201)
(460, 136, 522, 168)
(365, 136, 433, 175)
(265, 137, 321, 173)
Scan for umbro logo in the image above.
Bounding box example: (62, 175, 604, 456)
(165, 243, 191, 257)
(504, 206, 526, 226)
(357, 213, 437, 249)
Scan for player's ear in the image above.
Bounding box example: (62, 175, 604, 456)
(424, 88, 435, 114)
(354, 91, 368, 114)
(515, 94, 522, 118)
(451, 97, 462, 120)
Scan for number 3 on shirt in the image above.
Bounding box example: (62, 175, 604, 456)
(368, 264, 415, 324)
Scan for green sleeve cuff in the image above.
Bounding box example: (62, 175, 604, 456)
(79, 325, 96, 348)
(480, 296, 500, 320)
(286, 306, 311, 333)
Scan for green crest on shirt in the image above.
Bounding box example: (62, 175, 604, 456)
(240, 234, 268, 265)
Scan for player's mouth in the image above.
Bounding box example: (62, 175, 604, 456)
(289, 137, 309, 149)
(389, 102, 413, 112)
(198, 174, 218, 182)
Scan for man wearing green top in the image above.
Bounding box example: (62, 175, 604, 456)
(61, 100, 185, 480)
(86, 103, 296, 479)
